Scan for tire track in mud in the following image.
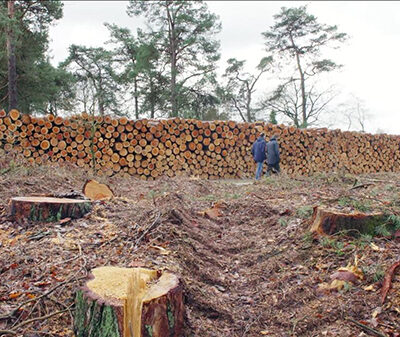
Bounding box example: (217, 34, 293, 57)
(156, 192, 359, 336)
(171, 200, 287, 336)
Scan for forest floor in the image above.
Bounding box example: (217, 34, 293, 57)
(0, 161, 399, 337)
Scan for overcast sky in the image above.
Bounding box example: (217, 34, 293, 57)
(48, 1, 400, 135)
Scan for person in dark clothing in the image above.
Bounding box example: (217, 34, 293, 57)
(251, 132, 267, 180)
(266, 134, 280, 176)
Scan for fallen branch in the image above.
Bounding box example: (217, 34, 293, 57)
(347, 318, 388, 337)
(0, 308, 70, 336)
(241, 310, 262, 337)
(349, 183, 375, 191)
(133, 211, 161, 249)
(381, 260, 400, 305)
(0, 274, 85, 320)
(292, 315, 308, 335)
(27, 231, 52, 241)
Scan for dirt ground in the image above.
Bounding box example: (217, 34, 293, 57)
(0, 161, 399, 337)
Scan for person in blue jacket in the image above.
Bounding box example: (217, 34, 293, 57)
(266, 134, 280, 176)
(251, 132, 267, 180)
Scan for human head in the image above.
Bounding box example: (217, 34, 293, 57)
(259, 132, 265, 138)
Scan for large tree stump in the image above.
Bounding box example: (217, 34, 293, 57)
(9, 196, 92, 223)
(74, 266, 184, 337)
(310, 206, 386, 236)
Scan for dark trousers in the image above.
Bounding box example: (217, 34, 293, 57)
(266, 162, 280, 176)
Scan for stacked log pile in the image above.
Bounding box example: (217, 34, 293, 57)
(1, 109, 400, 180)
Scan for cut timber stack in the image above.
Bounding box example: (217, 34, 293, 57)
(74, 266, 184, 337)
(1, 109, 400, 180)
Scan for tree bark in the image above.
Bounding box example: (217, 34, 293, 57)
(309, 206, 386, 236)
(134, 78, 139, 119)
(9, 196, 92, 224)
(246, 84, 252, 123)
(167, 4, 178, 118)
(150, 77, 155, 119)
(289, 33, 307, 128)
(7, 0, 17, 111)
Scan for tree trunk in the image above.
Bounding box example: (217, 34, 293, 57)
(74, 266, 184, 337)
(167, 5, 178, 118)
(290, 33, 307, 128)
(7, 0, 17, 111)
(295, 52, 307, 128)
(150, 77, 155, 119)
(9, 196, 92, 224)
(246, 85, 252, 123)
(134, 78, 139, 119)
(170, 50, 177, 118)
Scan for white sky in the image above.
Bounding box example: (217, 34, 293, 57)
(48, 1, 400, 135)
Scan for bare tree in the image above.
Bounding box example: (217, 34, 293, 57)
(336, 94, 371, 132)
(259, 79, 337, 127)
(221, 56, 272, 122)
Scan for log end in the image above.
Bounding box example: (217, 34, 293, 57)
(83, 179, 114, 200)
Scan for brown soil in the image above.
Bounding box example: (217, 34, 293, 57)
(0, 161, 399, 337)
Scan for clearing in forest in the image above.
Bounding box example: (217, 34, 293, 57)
(0, 164, 399, 336)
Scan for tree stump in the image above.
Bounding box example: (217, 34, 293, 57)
(310, 206, 385, 236)
(9, 196, 92, 223)
(83, 179, 114, 201)
(74, 266, 184, 337)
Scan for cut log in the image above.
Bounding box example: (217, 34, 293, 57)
(310, 206, 385, 236)
(74, 266, 184, 337)
(2, 109, 400, 180)
(9, 196, 92, 223)
(82, 179, 114, 200)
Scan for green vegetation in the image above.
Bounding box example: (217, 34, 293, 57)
(261, 5, 348, 127)
(0, 1, 73, 113)
(147, 188, 168, 200)
(337, 196, 372, 212)
(278, 217, 288, 227)
(386, 214, 400, 229)
(223, 192, 241, 200)
(296, 206, 313, 219)
(319, 237, 346, 256)
(340, 282, 353, 293)
(127, 0, 221, 118)
(197, 194, 218, 202)
(362, 264, 385, 283)
(221, 56, 273, 122)
(0, 1, 350, 125)
(302, 232, 314, 245)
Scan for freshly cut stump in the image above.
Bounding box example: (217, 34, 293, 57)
(310, 206, 385, 236)
(74, 266, 184, 337)
(9, 196, 91, 223)
(83, 179, 114, 200)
